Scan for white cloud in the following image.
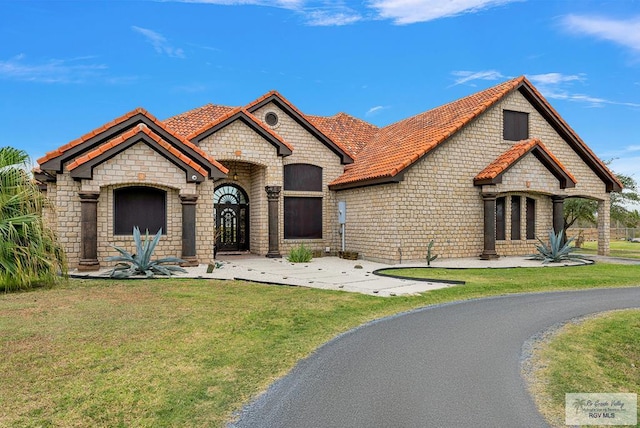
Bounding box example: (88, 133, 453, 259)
(626, 145, 640, 152)
(563, 15, 640, 52)
(369, 0, 519, 25)
(450, 70, 506, 86)
(0, 54, 107, 83)
(132, 26, 185, 58)
(528, 73, 640, 108)
(166, 0, 303, 9)
(366, 105, 388, 116)
(527, 72, 585, 85)
(304, 10, 362, 26)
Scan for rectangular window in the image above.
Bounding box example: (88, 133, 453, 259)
(526, 197, 536, 239)
(511, 196, 521, 240)
(496, 196, 506, 241)
(284, 197, 322, 239)
(503, 110, 529, 141)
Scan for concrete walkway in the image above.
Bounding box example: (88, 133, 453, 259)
(70, 254, 597, 297)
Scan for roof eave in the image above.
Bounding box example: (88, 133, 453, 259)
(329, 172, 405, 191)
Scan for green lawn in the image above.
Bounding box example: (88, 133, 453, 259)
(527, 309, 640, 427)
(578, 239, 640, 259)
(1, 264, 639, 427)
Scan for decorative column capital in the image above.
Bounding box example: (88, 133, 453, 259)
(78, 191, 100, 202)
(179, 194, 198, 205)
(551, 195, 566, 202)
(265, 185, 282, 201)
(481, 192, 498, 201)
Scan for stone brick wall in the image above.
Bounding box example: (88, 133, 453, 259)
(201, 103, 346, 257)
(336, 89, 610, 263)
(87, 143, 191, 266)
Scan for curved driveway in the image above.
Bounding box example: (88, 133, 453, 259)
(230, 287, 640, 428)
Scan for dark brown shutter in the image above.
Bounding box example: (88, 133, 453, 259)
(526, 197, 536, 239)
(114, 187, 166, 235)
(284, 164, 322, 191)
(496, 197, 506, 241)
(511, 196, 521, 240)
(503, 110, 529, 141)
(284, 197, 322, 239)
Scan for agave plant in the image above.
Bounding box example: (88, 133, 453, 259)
(528, 229, 590, 264)
(107, 226, 187, 278)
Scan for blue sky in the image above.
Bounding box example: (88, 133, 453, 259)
(2, 0, 640, 181)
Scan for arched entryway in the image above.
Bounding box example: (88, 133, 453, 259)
(214, 184, 249, 252)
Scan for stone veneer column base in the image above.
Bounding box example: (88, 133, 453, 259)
(78, 259, 101, 271)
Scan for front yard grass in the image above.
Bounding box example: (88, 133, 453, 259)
(527, 309, 640, 427)
(1, 263, 639, 427)
(578, 240, 640, 259)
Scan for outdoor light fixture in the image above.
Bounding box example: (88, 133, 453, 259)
(233, 172, 238, 180)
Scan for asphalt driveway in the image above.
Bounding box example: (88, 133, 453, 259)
(229, 287, 640, 428)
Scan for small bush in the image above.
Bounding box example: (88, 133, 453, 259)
(287, 244, 313, 263)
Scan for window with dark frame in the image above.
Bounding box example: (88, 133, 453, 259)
(284, 197, 322, 239)
(283, 164, 323, 240)
(114, 186, 167, 235)
(503, 110, 529, 141)
(526, 197, 536, 239)
(496, 196, 506, 241)
(284, 164, 322, 192)
(511, 196, 521, 240)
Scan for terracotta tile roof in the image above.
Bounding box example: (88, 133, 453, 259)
(306, 112, 378, 156)
(330, 77, 526, 188)
(163, 103, 235, 137)
(37, 107, 150, 165)
(474, 138, 577, 184)
(38, 106, 228, 176)
(66, 124, 209, 177)
(185, 106, 294, 152)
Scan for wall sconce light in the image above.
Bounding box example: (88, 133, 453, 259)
(233, 171, 238, 181)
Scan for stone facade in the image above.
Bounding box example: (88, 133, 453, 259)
(39, 80, 617, 269)
(336, 91, 610, 263)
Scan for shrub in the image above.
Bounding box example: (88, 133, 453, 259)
(287, 244, 313, 263)
(106, 227, 187, 278)
(0, 147, 66, 292)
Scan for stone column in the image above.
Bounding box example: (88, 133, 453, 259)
(78, 191, 100, 271)
(265, 185, 282, 258)
(480, 193, 499, 260)
(180, 194, 198, 266)
(597, 196, 610, 256)
(552, 195, 566, 243)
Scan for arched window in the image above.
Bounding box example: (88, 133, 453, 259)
(214, 184, 248, 205)
(114, 186, 166, 235)
(284, 164, 322, 192)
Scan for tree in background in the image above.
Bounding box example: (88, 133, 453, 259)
(564, 170, 640, 237)
(0, 147, 66, 291)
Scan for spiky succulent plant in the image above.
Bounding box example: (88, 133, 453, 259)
(107, 227, 187, 278)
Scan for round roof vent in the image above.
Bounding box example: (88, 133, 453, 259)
(265, 112, 279, 127)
